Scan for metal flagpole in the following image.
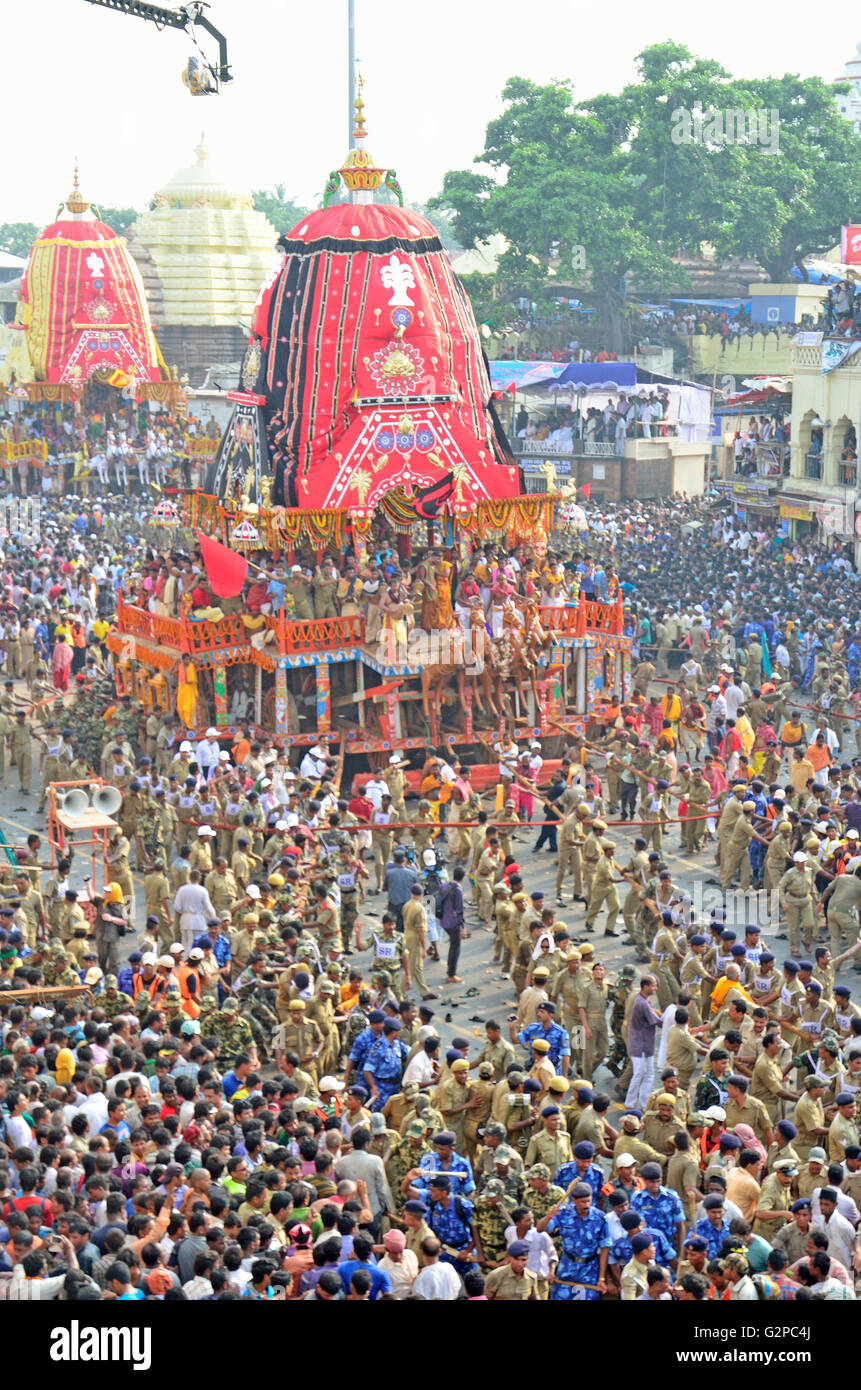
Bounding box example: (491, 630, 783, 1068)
(348, 0, 356, 202)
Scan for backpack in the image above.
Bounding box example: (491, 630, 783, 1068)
(752, 1273, 781, 1301)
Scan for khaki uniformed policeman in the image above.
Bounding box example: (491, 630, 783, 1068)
(584, 842, 622, 936)
(10, 711, 33, 793)
(778, 854, 817, 957)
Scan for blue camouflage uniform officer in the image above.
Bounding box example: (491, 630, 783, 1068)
(555, 1140, 604, 1198)
(537, 1180, 611, 1300)
(609, 1209, 677, 1277)
(363, 1018, 409, 1112)
(344, 1009, 387, 1087)
(516, 1000, 571, 1075)
(427, 1174, 483, 1273)
(409, 1131, 476, 1199)
(631, 1161, 686, 1263)
(695, 1193, 733, 1258)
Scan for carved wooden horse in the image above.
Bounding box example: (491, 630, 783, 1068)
(419, 627, 466, 721)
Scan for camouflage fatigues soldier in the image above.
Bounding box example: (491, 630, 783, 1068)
(606, 964, 638, 1076)
(474, 1181, 517, 1266)
(210, 996, 257, 1062)
(137, 802, 165, 868)
(51, 950, 81, 988)
(101, 978, 135, 1020)
(386, 1126, 432, 1214)
(235, 968, 281, 1062)
(523, 1167, 566, 1255)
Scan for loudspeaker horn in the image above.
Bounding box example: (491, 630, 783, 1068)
(92, 785, 123, 816)
(59, 788, 89, 817)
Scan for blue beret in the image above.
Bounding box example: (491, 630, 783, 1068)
(523, 1079, 542, 1093)
(720, 1134, 742, 1149)
(730, 944, 747, 956)
(428, 1174, 451, 1189)
(836, 1093, 855, 1106)
(640, 1162, 662, 1181)
(577, 1087, 594, 1102)
(835, 985, 851, 997)
(798, 961, 814, 972)
(777, 1120, 798, 1138)
(783, 961, 799, 974)
(508, 1240, 530, 1258)
(383, 1019, 402, 1032)
(721, 929, 737, 940)
(128, 951, 143, 963)
(806, 980, 822, 994)
(790, 1199, 811, 1212)
(539, 1000, 556, 1013)
(348, 1085, 368, 1098)
(656, 779, 669, 790)
(540, 1105, 560, 1118)
(759, 952, 775, 964)
(433, 1131, 457, 1146)
(685, 1235, 708, 1251)
(404, 1200, 427, 1214)
(573, 1141, 595, 1159)
(744, 923, 761, 934)
(368, 1010, 385, 1023)
(690, 935, 707, 947)
(703, 1194, 725, 1210)
(631, 1233, 653, 1253)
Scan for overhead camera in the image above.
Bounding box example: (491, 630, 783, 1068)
(182, 55, 217, 95)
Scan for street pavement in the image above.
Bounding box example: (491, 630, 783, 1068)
(6, 691, 858, 1102)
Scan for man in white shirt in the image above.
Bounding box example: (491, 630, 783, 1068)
(364, 775, 388, 811)
(377, 1230, 419, 1298)
(493, 736, 519, 781)
(403, 1039, 439, 1089)
(300, 738, 332, 781)
(78, 1077, 110, 1139)
(504, 1216, 557, 1284)
(4, 1091, 34, 1150)
(814, 1188, 859, 1268)
(412, 1237, 463, 1300)
(724, 680, 744, 721)
(196, 728, 221, 781)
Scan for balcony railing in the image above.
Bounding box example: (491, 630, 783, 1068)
(115, 594, 365, 660)
(840, 461, 858, 487)
(805, 452, 823, 481)
(539, 594, 624, 638)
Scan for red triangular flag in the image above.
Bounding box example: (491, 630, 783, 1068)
(508, 381, 518, 396)
(580, 482, 591, 500)
(196, 530, 249, 598)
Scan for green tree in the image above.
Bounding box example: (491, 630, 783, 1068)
(97, 206, 141, 237)
(434, 45, 861, 348)
(0, 223, 38, 259)
(433, 70, 693, 349)
(252, 185, 310, 235)
(704, 73, 861, 281)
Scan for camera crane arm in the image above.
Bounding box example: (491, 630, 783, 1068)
(82, 0, 232, 87)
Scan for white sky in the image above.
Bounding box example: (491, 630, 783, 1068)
(4, 0, 860, 224)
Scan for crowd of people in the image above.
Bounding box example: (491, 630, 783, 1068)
(0, 399, 218, 496)
(0, 486, 861, 1304)
(514, 392, 677, 451)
